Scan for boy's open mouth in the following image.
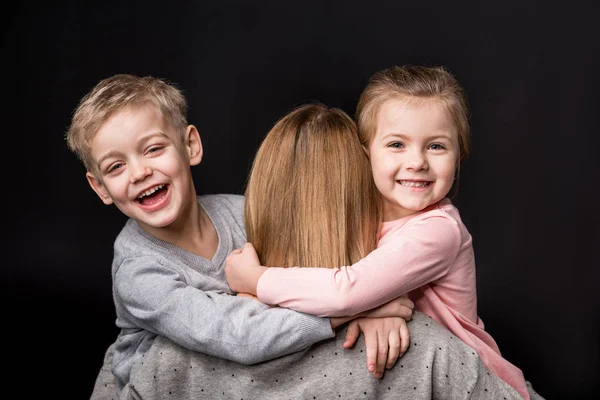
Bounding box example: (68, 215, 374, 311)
(136, 184, 169, 205)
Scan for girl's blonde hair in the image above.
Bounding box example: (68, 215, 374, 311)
(356, 65, 471, 161)
(245, 103, 381, 268)
(66, 74, 188, 174)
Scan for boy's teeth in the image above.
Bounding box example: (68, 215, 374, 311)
(399, 181, 430, 187)
(138, 184, 165, 199)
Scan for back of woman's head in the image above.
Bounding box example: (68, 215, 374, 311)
(245, 103, 381, 269)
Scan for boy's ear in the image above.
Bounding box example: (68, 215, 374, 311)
(185, 125, 203, 166)
(86, 172, 114, 205)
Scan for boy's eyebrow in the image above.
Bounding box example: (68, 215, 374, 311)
(97, 150, 121, 169)
(138, 131, 170, 144)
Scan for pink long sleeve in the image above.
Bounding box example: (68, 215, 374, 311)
(257, 199, 529, 399)
(257, 208, 463, 317)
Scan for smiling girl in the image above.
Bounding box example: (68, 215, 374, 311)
(226, 66, 542, 400)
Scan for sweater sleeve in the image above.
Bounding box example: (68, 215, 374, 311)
(114, 258, 334, 365)
(257, 213, 462, 317)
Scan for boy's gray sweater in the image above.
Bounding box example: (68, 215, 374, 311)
(110, 194, 334, 392)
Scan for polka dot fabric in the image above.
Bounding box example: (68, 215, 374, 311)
(118, 312, 524, 400)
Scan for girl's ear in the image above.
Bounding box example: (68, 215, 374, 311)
(86, 172, 114, 205)
(185, 125, 203, 166)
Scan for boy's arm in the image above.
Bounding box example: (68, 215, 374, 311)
(227, 214, 462, 317)
(231, 292, 413, 378)
(115, 258, 334, 365)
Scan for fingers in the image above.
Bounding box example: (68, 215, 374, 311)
(343, 321, 360, 348)
(229, 242, 254, 257)
(236, 292, 258, 300)
(397, 305, 414, 321)
(229, 248, 243, 256)
(399, 318, 410, 357)
(356, 318, 410, 379)
(242, 242, 261, 264)
(386, 326, 401, 369)
(362, 326, 379, 377)
(397, 295, 415, 310)
(361, 295, 414, 319)
(374, 328, 388, 378)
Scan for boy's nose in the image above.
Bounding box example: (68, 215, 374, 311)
(129, 164, 152, 183)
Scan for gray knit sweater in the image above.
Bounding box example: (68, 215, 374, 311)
(110, 194, 334, 392)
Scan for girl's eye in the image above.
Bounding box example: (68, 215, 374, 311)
(429, 143, 446, 150)
(389, 142, 404, 149)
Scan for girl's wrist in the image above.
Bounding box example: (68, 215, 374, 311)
(250, 265, 267, 296)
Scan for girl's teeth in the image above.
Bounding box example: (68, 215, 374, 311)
(400, 181, 430, 187)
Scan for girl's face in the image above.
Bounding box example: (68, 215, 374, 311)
(366, 97, 459, 221)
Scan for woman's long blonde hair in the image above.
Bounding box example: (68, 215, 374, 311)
(245, 103, 381, 268)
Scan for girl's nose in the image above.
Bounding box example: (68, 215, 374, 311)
(406, 150, 428, 171)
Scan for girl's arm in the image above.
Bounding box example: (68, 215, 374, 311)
(225, 212, 462, 317)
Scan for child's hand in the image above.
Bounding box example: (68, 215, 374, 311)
(225, 242, 267, 296)
(364, 296, 414, 320)
(342, 317, 410, 378)
(236, 292, 260, 301)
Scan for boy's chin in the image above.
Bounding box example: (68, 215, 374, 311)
(114, 205, 174, 227)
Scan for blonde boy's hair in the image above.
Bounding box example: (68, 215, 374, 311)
(66, 74, 188, 174)
(356, 65, 471, 161)
(245, 103, 381, 269)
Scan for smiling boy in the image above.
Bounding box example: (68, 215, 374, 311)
(66, 74, 341, 393)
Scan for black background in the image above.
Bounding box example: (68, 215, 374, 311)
(4, 1, 599, 399)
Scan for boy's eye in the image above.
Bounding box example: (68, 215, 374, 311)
(107, 163, 124, 173)
(147, 145, 164, 154)
(429, 143, 445, 150)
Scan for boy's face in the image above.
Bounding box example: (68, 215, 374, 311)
(86, 104, 202, 232)
(366, 97, 458, 221)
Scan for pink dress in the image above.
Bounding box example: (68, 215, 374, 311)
(257, 198, 529, 399)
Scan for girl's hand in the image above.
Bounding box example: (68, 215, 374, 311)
(342, 317, 410, 378)
(236, 292, 278, 308)
(236, 292, 260, 301)
(364, 295, 414, 320)
(225, 242, 267, 296)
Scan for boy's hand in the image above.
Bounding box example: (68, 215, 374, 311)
(225, 242, 267, 296)
(342, 317, 410, 378)
(364, 296, 414, 320)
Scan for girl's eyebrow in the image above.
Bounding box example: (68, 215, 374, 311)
(427, 133, 453, 141)
(379, 132, 409, 140)
(379, 132, 453, 141)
